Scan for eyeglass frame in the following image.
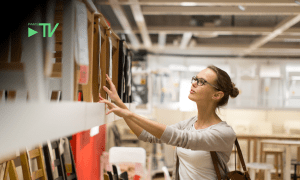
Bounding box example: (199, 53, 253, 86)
(191, 76, 221, 91)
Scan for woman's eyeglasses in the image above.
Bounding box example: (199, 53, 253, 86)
(191, 76, 220, 90)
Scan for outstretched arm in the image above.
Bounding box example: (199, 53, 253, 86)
(99, 74, 166, 139)
(102, 99, 166, 139)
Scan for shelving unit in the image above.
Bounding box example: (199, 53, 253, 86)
(0, 0, 134, 165)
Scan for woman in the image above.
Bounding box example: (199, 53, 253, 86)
(99, 65, 239, 180)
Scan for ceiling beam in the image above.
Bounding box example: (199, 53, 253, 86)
(108, 0, 140, 48)
(180, 32, 193, 49)
(98, 0, 298, 6)
(129, 0, 152, 48)
(142, 6, 300, 15)
(271, 35, 300, 42)
(158, 32, 167, 48)
(143, 44, 300, 51)
(240, 15, 300, 56)
(146, 44, 300, 56)
(114, 27, 300, 36)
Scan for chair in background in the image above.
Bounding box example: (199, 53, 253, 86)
(109, 147, 147, 180)
(256, 122, 283, 179)
(230, 120, 251, 170)
(162, 166, 171, 180)
(284, 120, 300, 179)
(246, 162, 274, 180)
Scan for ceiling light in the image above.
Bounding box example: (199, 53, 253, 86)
(291, 76, 300, 80)
(238, 5, 246, 11)
(284, 39, 300, 42)
(180, 2, 197, 6)
(169, 64, 187, 71)
(188, 65, 206, 72)
(295, 0, 300, 5)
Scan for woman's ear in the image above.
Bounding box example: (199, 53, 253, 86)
(212, 91, 224, 100)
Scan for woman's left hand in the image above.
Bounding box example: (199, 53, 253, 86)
(99, 95, 132, 118)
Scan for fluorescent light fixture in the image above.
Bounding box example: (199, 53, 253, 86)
(295, 0, 300, 5)
(286, 65, 300, 72)
(169, 64, 187, 71)
(284, 39, 300, 42)
(188, 65, 206, 72)
(181, 2, 197, 6)
(291, 76, 300, 80)
(238, 5, 246, 11)
(260, 64, 281, 78)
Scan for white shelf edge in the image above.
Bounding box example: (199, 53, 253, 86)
(0, 102, 105, 162)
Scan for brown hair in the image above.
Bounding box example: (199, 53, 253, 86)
(207, 65, 239, 109)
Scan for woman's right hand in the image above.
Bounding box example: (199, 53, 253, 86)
(103, 74, 121, 103)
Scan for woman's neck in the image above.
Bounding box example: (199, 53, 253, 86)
(195, 102, 221, 128)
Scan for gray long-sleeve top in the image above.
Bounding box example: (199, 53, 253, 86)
(138, 115, 236, 180)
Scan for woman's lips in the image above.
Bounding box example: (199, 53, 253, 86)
(190, 89, 195, 94)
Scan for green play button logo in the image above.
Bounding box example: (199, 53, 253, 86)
(28, 27, 38, 37)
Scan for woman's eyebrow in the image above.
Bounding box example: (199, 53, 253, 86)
(196, 76, 206, 81)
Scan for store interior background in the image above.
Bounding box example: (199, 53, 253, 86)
(1, 0, 300, 180)
(98, 0, 300, 178)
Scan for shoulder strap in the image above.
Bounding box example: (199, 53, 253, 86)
(234, 139, 251, 179)
(234, 138, 247, 172)
(210, 151, 223, 180)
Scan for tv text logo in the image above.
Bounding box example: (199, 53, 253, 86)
(28, 23, 59, 37)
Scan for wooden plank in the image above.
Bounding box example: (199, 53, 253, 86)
(105, 30, 111, 98)
(3, 161, 9, 180)
(54, 11, 63, 23)
(8, 160, 18, 180)
(20, 153, 31, 180)
(29, 149, 40, 159)
(0, 62, 23, 71)
(55, 42, 62, 52)
(56, 58, 62, 63)
(31, 169, 44, 179)
(50, 62, 62, 78)
(55, 0, 63, 11)
(55, 51, 62, 58)
(55, 31, 62, 42)
(82, 8, 94, 102)
(111, 36, 119, 94)
(36, 147, 47, 180)
(74, 62, 80, 101)
(92, 16, 101, 102)
(99, 26, 108, 99)
(7, 91, 16, 101)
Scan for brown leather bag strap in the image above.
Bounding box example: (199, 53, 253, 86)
(234, 138, 247, 172)
(210, 151, 223, 180)
(234, 138, 251, 179)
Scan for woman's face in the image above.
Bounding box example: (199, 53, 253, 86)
(188, 68, 219, 103)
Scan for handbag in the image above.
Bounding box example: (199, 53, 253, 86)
(210, 138, 251, 180)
